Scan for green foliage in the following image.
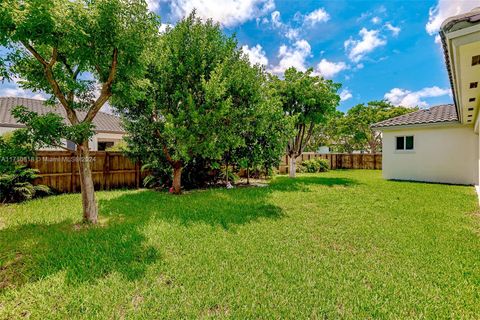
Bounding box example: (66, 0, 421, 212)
(0, 0, 159, 144)
(105, 140, 128, 152)
(269, 67, 340, 158)
(298, 158, 329, 173)
(310, 100, 416, 153)
(227, 55, 293, 177)
(118, 12, 290, 189)
(0, 130, 34, 173)
(0, 166, 51, 203)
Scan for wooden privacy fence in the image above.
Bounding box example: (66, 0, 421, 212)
(28, 151, 147, 193)
(25, 151, 381, 193)
(278, 152, 382, 174)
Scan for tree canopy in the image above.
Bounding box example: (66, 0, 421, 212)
(269, 67, 341, 177)
(309, 100, 416, 153)
(117, 13, 290, 193)
(0, 0, 159, 222)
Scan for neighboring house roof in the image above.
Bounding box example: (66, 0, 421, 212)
(371, 104, 458, 129)
(0, 97, 125, 134)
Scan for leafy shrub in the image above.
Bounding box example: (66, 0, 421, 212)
(0, 166, 51, 203)
(105, 140, 128, 152)
(0, 130, 34, 174)
(298, 158, 329, 173)
(141, 157, 222, 190)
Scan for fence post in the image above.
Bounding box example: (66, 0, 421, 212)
(105, 152, 110, 190)
(70, 151, 76, 193)
(135, 161, 141, 188)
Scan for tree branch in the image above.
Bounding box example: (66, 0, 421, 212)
(21, 41, 79, 125)
(294, 124, 306, 156)
(21, 41, 48, 66)
(48, 47, 58, 67)
(84, 48, 118, 123)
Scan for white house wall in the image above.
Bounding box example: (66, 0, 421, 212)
(382, 125, 479, 185)
(89, 132, 124, 151)
(1, 126, 124, 152)
(0, 126, 15, 135)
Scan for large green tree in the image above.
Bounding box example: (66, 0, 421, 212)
(309, 100, 416, 153)
(270, 67, 340, 177)
(0, 0, 158, 223)
(342, 101, 415, 153)
(118, 14, 242, 194)
(226, 60, 293, 184)
(119, 13, 290, 193)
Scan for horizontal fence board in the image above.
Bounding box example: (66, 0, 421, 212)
(278, 153, 382, 174)
(26, 151, 381, 193)
(26, 151, 146, 193)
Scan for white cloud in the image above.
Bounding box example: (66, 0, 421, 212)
(0, 86, 46, 100)
(147, 0, 160, 12)
(384, 86, 451, 108)
(242, 44, 268, 66)
(426, 0, 478, 36)
(315, 59, 348, 78)
(344, 28, 387, 63)
(371, 16, 381, 24)
(340, 89, 353, 101)
(268, 8, 329, 40)
(304, 8, 330, 26)
(167, 0, 275, 27)
(159, 23, 174, 33)
(285, 28, 300, 40)
(385, 22, 401, 36)
(271, 10, 282, 28)
(270, 39, 311, 74)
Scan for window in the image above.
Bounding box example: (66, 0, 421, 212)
(396, 136, 414, 151)
(98, 141, 114, 151)
(472, 55, 480, 66)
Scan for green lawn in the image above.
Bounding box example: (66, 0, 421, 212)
(1, 170, 479, 319)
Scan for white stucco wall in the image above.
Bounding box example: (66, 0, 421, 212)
(382, 124, 479, 185)
(1, 126, 124, 151)
(89, 132, 124, 151)
(0, 126, 16, 135)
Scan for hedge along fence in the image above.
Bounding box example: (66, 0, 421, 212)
(26, 151, 147, 193)
(278, 152, 382, 174)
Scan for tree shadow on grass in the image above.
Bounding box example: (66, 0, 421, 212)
(0, 185, 284, 292)
(100, 186, 284, 230)
(270, 175, 359, 192)
(0, 208, 158, 291)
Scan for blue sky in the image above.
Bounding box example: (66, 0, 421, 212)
(1, 0, 479, 112)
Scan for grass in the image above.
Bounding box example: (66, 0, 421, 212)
(0, 170, 479, 319)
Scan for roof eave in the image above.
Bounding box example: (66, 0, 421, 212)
(372, 120, 463, 131)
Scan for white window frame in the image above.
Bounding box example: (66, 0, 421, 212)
(395, 135, 415, 153)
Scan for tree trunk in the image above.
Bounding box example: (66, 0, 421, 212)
(172, 163, 182, 194)
(246, 166, 250, 185)
(289, 155, 296, 178)
(77, 141, 98, 224)
(225, 159, 229, 184)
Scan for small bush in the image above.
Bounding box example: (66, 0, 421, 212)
(0, 166, 51, 203)
(298, 158, 329, 173)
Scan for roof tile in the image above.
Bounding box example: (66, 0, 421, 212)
(372, 104, 458, 129)
(0, 97, 125, 133)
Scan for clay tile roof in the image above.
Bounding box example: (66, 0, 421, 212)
(371, 104, 458, 129)
(0, 97, 125, 133)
